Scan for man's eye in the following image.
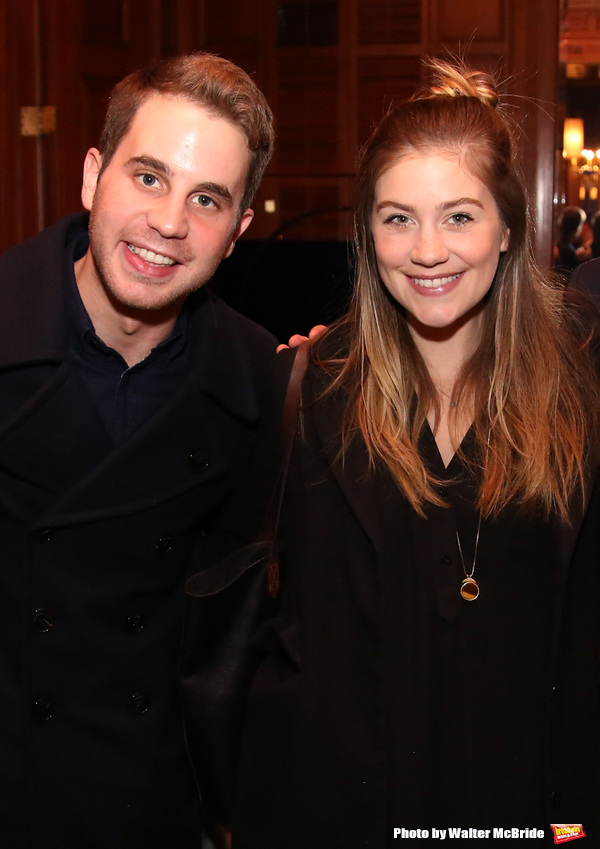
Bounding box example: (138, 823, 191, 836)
(194, 195, 215, 208)
(138, 173, 159, 188)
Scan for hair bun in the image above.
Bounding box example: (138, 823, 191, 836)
(426, 59, 499, 109)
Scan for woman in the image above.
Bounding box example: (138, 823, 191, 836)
(228, 62, 600, 847)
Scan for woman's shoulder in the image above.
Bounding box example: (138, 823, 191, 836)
(310, 320, 353, 363)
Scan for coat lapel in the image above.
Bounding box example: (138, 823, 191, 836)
(40, 289, 266, 525)
(0, 214, 269, 525)
(0, 214, 115, 505)
(311, 374, 383, 552)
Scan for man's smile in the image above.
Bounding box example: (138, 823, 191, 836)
(126, 243, 177, 267)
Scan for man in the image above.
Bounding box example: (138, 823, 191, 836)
(0, 53, 276, 848)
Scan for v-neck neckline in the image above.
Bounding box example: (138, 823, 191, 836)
(422, 418, 476, 476)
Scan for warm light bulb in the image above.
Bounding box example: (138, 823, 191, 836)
(563, 118, 584, 158)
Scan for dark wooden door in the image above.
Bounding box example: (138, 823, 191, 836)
(0, 0, 168, 254)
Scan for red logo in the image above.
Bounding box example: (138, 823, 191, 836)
(551, 825, 586, 844)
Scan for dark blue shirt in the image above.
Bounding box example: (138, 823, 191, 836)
(67, 230, 191, 444)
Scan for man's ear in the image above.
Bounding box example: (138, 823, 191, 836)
(81, 148, 103, 211)
(224, 208, 254, 258)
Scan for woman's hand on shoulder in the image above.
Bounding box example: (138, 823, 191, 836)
(277, 325, 327, 353)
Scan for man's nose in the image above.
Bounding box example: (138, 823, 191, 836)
(410, 225, 449, 266)
(146, 194, 189, 239)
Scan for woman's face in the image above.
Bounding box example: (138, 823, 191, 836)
(371, 152, 509, 343)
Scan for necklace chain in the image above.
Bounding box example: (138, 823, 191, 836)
(455, 513, 482, 580)
(434, 384, 456, 408)
(451, 430, 490, 602)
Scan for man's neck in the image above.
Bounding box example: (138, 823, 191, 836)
(92, 313, 178, 367)
(74, 253, 182, 367)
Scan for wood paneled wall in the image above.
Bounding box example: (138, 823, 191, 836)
(203, 0, 559, 263)
(0, 0, 559, 262)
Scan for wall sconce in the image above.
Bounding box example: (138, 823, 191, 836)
(560, 120, 599, 213)
(563, 118, 585, 162)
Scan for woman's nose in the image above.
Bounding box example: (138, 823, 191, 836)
(410, 225, 449, 266)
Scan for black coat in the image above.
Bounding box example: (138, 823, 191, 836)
(570, 257, 600, 311)
(230, 349, 600, 849)
(0, 214, 276, 848)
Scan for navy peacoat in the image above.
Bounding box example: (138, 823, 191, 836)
(0, 214, 276, 848)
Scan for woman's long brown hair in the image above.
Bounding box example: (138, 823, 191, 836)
(315, 60, 600, 521)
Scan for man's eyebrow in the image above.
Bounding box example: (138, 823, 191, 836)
(127, 154, 172, 176)
(197, 182, 233, 204)
(126, 156, 233, 204)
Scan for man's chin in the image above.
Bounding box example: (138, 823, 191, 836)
(104, 280, 196, 317)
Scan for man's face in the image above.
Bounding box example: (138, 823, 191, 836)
(80, 94, 253, 315)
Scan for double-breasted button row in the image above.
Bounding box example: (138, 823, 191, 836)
(31, 610, 147, 635)
(32, 525, 178, 556)
(31, 694, 152, 721)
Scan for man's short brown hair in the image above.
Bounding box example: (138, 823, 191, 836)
(98, 52, 274, 211)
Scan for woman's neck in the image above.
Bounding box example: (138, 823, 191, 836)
(408, 315, 484, 468)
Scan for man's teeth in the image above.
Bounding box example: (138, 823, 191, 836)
(128, 244, 176, 266)
(411, 273, 460, 289)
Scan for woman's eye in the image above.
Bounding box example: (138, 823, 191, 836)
(449, 213, 473, 226)
(385, 214, 411, 226)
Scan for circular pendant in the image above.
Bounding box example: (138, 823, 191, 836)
(460, 577, 479, 601)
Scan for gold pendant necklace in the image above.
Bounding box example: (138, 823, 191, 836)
(454, 428, 489, 601)
(455, 512, 482, 601)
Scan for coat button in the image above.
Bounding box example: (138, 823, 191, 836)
(31, 528, 55, 543)
(125, 614, 145, 634)
(128, 693, 151, 715)
(441, 554, 452, 564)
(188, 450, 209, 472)
(549, 790, 562, 809)
(30, 608, 54, 633)
(439, 488, 449, 498)
(31, 698, 54, 721)
(154, 535, 174, 555)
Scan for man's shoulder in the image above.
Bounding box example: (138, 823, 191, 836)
(0, 213, 87, 276)
(191, 288, 277, 357)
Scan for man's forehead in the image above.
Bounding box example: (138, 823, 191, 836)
(118, 94, 249, 156)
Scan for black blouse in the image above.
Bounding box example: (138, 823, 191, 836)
(381, 423, 556, 831)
